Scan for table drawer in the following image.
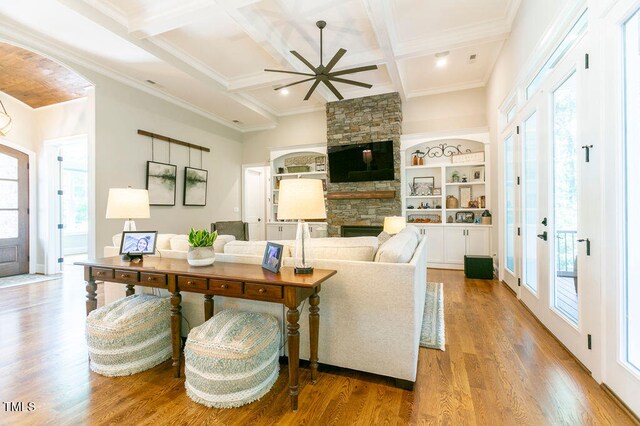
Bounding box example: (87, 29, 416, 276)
(244, 283, 283, 299)
(115, 270, 139, 283)
(92, 267, 113, 280)
(178, 276, 208, 290)
(209, 279, 243, 296)
(140, 272, 167, 287)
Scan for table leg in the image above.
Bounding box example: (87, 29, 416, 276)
(170, 291, 182, 378)
(286, 305, 300, 411)
(125, 284, 135, 297)
(204, 294, 214, 321)
(309, 291, 320, 383)
(85, 279, 97, 316)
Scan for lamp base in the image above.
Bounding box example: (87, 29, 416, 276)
(123, 220, 137, 231)
(294, 266, 314, 274)
(122, 253, 143, 263)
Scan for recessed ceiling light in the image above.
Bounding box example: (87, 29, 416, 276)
(435, 51, 449, 68)
(280, 88, 289, 96)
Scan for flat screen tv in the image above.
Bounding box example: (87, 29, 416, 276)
(328, 141, 395, 183)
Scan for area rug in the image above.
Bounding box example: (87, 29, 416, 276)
(0, 274, 61, 289)
(420, 282, 445, 351)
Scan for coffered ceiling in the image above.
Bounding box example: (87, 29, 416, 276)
(0, 0, 520, 131)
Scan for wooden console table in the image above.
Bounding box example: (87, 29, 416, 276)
(76, 257, 337, 411)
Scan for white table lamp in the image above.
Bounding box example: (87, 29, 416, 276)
(106, 187, 150, 231)
(383, 216, 406, 235)
(278, 179, 327, 274)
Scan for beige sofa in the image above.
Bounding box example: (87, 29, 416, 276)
(103, 227, 428, 385)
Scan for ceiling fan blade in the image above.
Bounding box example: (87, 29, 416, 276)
(324, 48, 346, 73)
(290, 50, 318, 73)
(329, 65, 378, 77)
(328, 76, 372, 89)
(275, 77, 317, 90)
(322, 79, 344, 100)
(264, 69, 316, 77)
(304, 79, 321, 100)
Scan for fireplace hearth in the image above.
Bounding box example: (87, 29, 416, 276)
(340, 225, 383, 238)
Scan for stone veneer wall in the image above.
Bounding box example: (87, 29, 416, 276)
(325, 92, 402, 236)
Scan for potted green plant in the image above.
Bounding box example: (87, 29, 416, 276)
(187, 228, 217, 266)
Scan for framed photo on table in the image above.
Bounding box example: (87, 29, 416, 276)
(119, 231, 158, 255)
(262, 242, 284, 273)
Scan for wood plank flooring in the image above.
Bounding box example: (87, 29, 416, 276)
(0, 267, 636, 425)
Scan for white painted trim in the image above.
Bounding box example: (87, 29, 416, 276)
(0, 140, 37, 275)
(269, 144, 327, 162)
(33, 96, 89, 111)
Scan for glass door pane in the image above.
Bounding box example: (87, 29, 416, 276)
(504, 134, 515, 273)
(0, 152, 19, 239)
(523, 113, 538, 293)
(624, 9, 640, 372)
(552, 72, 579, 324)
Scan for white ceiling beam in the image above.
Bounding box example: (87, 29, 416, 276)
(61, 0, 278, 124)
(127, 1, 218, 39)
(361, 0, 407, 101)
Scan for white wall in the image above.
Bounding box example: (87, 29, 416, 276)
(0, 91, 37, 151)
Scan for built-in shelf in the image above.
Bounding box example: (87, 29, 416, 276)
(445, 182, 486, 186)
(405, 195, 441, 199)
(446, 208, 487, 211)
(405, 208, 441, 212)
(445, 162, 486, 168)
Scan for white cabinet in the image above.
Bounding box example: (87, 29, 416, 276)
(267, 223, 326, 240)
(466, 227, 490, 256)
(443, 227, 467, 264)
(309, 223, 328, 238)
(415, 226, 444, 263)
(415, 224, 491, 269)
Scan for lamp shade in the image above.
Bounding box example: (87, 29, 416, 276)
(106, 188, 150, 219)
(277, 179, 326, 220)
(383, 216, 406, 235)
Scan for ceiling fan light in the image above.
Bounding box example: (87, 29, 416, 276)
(280, 88, 290, 96)
(436, 57, 448, 67)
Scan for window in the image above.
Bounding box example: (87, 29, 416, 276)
(523, 113, 538, 292)
(504, 134, 515, 273)
(0, 152, 19, 239)
(624, 8, 640, 372)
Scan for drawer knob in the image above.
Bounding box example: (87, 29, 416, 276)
(187, 281, 194, 286)
(96, 271, 103, 276)
(122, 274, 129, 278)
(221, 284, 228, 289)
(147, 276, 153, 281)
(258, 288, 266, 294)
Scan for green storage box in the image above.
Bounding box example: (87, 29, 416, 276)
(464, 255, 494, 279)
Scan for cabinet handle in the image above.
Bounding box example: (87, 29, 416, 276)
(96, 271, 103, 276)
(221, 284, 228, 289)
(258, 288, 266, 294)
(187, 280, 194, 286)
(122, 273, 129, 278)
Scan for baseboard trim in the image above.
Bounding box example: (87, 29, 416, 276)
(601, 383, 640, 425)
(35, 264, 45, 274)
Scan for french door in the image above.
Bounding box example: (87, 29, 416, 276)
(514, 36, 598, 370)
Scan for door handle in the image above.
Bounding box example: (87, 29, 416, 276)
(537, 231, 548, 241)
(541, 217, 547, 226)
(577, 238, 591, 256)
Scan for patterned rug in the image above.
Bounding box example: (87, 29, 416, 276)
(0, 274, 61, 289)
(420, 282, 445, 351)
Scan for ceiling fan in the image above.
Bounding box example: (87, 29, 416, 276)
(264, 20, 378, 101)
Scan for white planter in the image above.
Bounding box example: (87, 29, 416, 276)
(187, 246, 215, 266)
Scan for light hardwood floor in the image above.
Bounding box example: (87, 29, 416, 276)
(0, 267, 636, 425)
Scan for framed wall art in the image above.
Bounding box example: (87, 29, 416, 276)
(184, 167, 208, 206)
(413, 176, 435, 196)
(147, 161, 177, 206)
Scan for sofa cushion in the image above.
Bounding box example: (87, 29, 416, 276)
(170, 235, 190, 252)
(224, 240, 292, 257)
(303, 237, 379, 262)
(374, 227, 420, 263)
(157, 234, 175, 250)
(214, 235, 236, 253)
(112, 233, 122, 249)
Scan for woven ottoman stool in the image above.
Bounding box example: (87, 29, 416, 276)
(184, 310, 280, 408)
(86, 294, 172, 377)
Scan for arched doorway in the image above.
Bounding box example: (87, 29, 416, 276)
(0, 144, 29, 277)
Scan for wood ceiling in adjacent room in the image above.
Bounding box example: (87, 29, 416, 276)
(0, 43, 92, 108)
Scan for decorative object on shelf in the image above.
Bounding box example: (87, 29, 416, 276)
(264, 20, 378, 100)
(315, 156, 326, 172)
(383, 216, 406, 235)
(461, 174, 468, 183)
(106, 187, 151, 231)
(411, 150, 426, 166)
(447, 215, 454, 223)
(451, 151, 485, 163)
(287, 165, 310, 173)
(0, 99, 12, 136)
(187, 228, 217, 266)
(407, 205, 415, 209)
(262, 242, 284, 273)
(433, 187, 442, 196)
(119, 230, 157, 262)
(469, 200, 479, 208)
(278, 179, 326, 274)
(423, 143, 471, 158)
(408, 182, 417, 196)
(460, 186, 472, 208)
(451, 170, 460, 183)
(147, 161, 177, 206)
(446, 195, 459, 209)
(275, 176, 281, 189)
(278, 167, 285, 174)
(435, 204, 442, 209)
(408, 214, 440, 223)
(456, 211, 475, 223)
(480, 195, 486, 209)
(184, 167, 208, 206)
(413, 176, 435, 196)
(471, 167, 485, 182)
(481, 210, 492, 225)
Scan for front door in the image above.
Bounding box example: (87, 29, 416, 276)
(0, 144, 29, 277)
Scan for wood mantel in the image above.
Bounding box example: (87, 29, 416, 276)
(326, 191, 396, 200)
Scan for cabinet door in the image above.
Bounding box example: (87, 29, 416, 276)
(309, 224, 328, 238)
(422, 226, 444, 263)
(266, 224, 281, 240)
(280, 223, 298, 240)
(443, 227, 466, 264)
(465, 227, 490, 256)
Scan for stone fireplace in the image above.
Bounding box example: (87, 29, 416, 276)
(325, 92, 402, 236)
